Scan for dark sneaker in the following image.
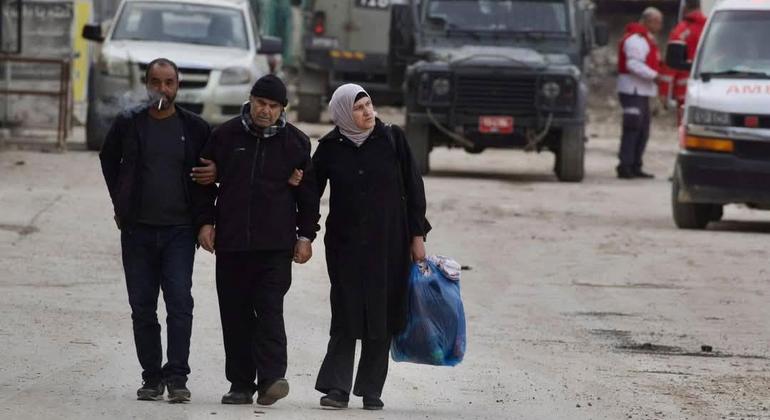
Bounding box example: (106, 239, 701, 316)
(616, 166, 635, 179)
(136, 381, 165, 401)
(633, 169, 655, 179)
(221, 389, 254, 404)
(166, 382, 191, 403)
(256, 378, 289, 406)
(320, 389, 349, 409)
(363, 396, 384, 411)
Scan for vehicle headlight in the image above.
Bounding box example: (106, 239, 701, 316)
(98, 58, 130, 78)
(689, 106, 731, 126)
(541, 81, 561, 99)
(220, 67, 252, 85)
(418, 72, 452, 105)
(432, 77, 450, 97)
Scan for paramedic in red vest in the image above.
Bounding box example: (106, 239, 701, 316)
(616, 7, 663, 179)
(667, 0, 707, 122)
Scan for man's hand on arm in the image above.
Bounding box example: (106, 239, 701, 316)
(198, 224, 215, 253)
(293, 238, 312, 264)
(191, 158, 217, 185)
(288, 168, 303, 186)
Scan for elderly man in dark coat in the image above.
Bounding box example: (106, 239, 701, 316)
(197, 75, 320, 407)
(311, 84, 431, 410)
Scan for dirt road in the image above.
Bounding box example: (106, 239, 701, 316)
(1, 111, 769, 420)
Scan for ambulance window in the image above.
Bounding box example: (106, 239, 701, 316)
(696, 10, 770, 77)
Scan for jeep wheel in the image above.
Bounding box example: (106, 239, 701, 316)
(672, 175, 721, 229)
(555, 126, 585, 182)
(296, 94, 322, 123)
(406, 117, 430, 175)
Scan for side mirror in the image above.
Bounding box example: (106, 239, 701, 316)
(593, 22, 609, 47)
(666, 43, 691, 71)
(258, 36, 283, 55)
(82, 23, 105, 42)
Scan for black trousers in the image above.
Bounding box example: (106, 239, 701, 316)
(618, 93, 651, 172)
(315, 334, 391, 398)
(121, 224, 195, 385)
(216, 250, 292, 393)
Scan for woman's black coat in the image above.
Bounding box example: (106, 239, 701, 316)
(313, 119, 430, 340)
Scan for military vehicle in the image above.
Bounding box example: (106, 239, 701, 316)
(390, 0, 608, 181)
(295, 0, 403, 123)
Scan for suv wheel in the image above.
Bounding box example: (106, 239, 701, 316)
(672, 174, 722, 229)
(296, 94, 321, 123)
(554, 126, 585, 182)
(406, 117, 430, 175)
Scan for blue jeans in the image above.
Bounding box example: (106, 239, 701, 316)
(121, 224, 196, 385)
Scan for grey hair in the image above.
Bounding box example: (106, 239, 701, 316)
(641, 7, 663, 22)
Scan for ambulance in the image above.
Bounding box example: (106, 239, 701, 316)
(667, 0, 770, 229)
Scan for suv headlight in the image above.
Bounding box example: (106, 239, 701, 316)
(541, 81, 561, 99)
(432, 77, 450, 96)
(220, 67, 252, 85)
(538, 77, 576, 110)
(418, 72, 452, 105)
(97, 57, 131, 78)
(689, 106, 731, 126)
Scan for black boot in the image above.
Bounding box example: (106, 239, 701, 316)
(616, 166, 634, 179)
(633, 168, 655, 179)
(363, 396, 384, 410)
(221, 387, 255, 404)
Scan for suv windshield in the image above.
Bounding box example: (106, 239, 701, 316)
(696, 10, 770, 78)
(112, 2, 249, 49)
(423, 0, 568, 33)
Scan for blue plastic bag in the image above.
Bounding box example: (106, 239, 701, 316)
(391, 257, 466, 366)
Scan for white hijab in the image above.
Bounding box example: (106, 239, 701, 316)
(328, 83, 374, 146)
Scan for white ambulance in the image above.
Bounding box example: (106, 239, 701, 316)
(667, 0, 770, 229)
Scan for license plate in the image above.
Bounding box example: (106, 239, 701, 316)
(479, 116, 514, 134)
(310, 36, 338, 49)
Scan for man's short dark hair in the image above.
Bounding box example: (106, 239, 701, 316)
(145, 58, 179, 83)
(685, 0, 701, 11)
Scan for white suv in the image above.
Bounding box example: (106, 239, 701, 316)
(82, 0, 282, 150)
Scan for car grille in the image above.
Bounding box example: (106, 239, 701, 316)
(454, 75, 537, 116)
(138, 63, 210, 89)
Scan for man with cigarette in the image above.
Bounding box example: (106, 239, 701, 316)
(99, 57, 217, 403)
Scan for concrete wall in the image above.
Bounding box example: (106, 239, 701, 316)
(0, 0, 92, 131)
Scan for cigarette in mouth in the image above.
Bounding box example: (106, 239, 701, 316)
(157, 98, 163, 110)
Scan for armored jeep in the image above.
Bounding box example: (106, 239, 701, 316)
(390, 0, 608, 181)
(295, 0, 404, 123)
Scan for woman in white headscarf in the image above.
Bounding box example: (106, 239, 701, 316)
(311, 84, 431, 410)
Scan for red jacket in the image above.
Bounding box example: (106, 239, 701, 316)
(661, 11, 707, 105)
(671, 11, 707, 61)
(618, 22, 661, 75)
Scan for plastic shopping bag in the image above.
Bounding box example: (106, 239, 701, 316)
(391, 256, 466, 366)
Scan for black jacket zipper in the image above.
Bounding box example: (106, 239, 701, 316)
(246, 137, 262, 246)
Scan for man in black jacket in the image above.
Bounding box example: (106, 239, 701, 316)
(197, 75, 320, 406)
(99, 58, 216, 403)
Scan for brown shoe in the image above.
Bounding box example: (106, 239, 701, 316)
(256, 378, 289, 406)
